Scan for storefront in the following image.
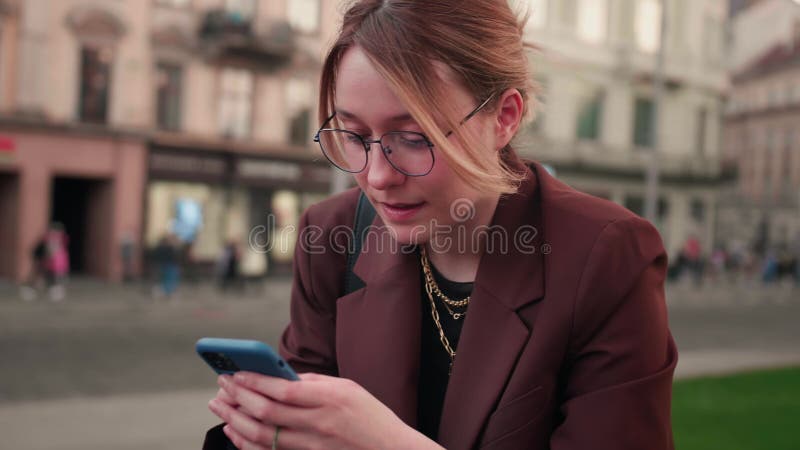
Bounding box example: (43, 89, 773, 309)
(0, 122, 148, 282)
(145, 140, 331, 278)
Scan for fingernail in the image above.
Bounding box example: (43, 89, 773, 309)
(233, 372, 247, 383)
(217, 375, 229, 386)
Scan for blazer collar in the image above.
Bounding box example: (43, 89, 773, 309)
(339, 156, 546, 448)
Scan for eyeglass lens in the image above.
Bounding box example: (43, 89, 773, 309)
(317, 130, 433, 176)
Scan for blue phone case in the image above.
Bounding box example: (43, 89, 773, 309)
(196, 337, 300, 381)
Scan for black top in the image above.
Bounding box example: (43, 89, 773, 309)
(417, 256, 474, 442)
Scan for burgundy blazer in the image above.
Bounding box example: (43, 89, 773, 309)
(206, 156, 677, 450)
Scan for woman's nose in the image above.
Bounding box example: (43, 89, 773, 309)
(365, 144, 405, 190)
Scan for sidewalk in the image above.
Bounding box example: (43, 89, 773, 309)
(674, 349, 800, 379)
(0, 388, 220, 450)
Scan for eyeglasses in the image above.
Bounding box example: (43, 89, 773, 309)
(313, 92, 496, 177)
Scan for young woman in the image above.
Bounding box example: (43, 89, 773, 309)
(205, 1, 677, 449)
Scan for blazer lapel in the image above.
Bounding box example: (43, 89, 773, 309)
(334, 222, 422, 427)
(437, 160, 546, 449)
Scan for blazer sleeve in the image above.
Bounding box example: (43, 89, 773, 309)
(550, 216, 678, 450)
(277, 207, 344, 376)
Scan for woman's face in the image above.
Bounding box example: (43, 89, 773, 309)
(333, 46, 500, 246)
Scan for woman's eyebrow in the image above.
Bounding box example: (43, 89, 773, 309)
(334, 109, 415, 124)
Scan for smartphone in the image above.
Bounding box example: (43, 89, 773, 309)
(196, 337, 300, 381)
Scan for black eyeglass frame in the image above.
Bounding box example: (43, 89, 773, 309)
(313, 92, 497, 177)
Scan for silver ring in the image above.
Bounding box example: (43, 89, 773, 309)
(272, 425, 281, 450)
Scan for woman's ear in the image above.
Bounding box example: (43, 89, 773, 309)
(493, 88, 524, 151)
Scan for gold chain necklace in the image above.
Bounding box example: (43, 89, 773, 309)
(420, 246, 471, 308)
(420, 246, 472, 375)
(424, 275, 457, 375)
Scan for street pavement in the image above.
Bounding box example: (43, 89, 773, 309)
(0, 277, 798, 449)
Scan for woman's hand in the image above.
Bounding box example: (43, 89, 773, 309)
(208, 372, 443, 450)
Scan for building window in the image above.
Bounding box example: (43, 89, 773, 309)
(224, 0, 257, 20)
(783, 130, 794, 181)
(576, 90, 603, 141)
(529, 0, 549, 29)
(702, 15, 723, 66)
(766, 128, 776, 153)
(78, 46, 112, 124)
(696, 107, 707, 155)
(769, 85, 782, 107)
(791, 131, 800, 185)
(156, 63, 183, 131)
(218, 68, 254, 139)
(690, 198, 705, 223)
(286, 78, 314, 146)
(157, 0, 191, 7)
(530, 77, 548, 132)
(793, 18, 800, 45)
(658, 198, 669, 220)
(633, 97, 655, 148)
(287, 0, 320, 34)
(576, 0, 608, 44)
(624, 195, 644, 217)
(625, 195, 668, 219)
(559, 0, 578, 29)
(635, 0, 661, 53)
(784, 84, 795, 105)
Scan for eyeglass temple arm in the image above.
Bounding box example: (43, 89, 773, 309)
(313, 112, 338, 142)
(444, 92, 497, 138)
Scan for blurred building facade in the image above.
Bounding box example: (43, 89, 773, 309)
(521, 0, 729, 258)
(0, 0, 743, 282)
(721, 1, 800, 251)
(729, 0, 800, 70)
(0, 0, 338, 282)
(729, 0, 770, 17)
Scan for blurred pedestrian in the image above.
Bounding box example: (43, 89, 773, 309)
(217, 239, 242, 293)
(793, 233, 800, 286)
(120, 230, 136, 283)
(709, 246, 727, 284)
(20, 235, 48, 301)
(45, 222, 70, 301)
(776, 245, 794, 282)
(181, 239, 199, 284)
(681, 235, 704, 286)
(761, 248, 779, 284)
(725, 240, 744, 283)
(153, 233, 180, 299)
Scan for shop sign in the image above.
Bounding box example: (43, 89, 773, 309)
(301, 165, 331, 183)
(0, 135, 15, 163)
(237, 159, 302, 182)
(150, 152, 227, 177)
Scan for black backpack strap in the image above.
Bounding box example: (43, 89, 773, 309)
(344, 191, 376, 295)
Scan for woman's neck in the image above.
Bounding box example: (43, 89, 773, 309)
(423, 194, 501, 283)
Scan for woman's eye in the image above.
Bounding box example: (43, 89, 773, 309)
(400, 137, 428, 147)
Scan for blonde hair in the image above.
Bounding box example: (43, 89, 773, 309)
(320, 0, 538, 195)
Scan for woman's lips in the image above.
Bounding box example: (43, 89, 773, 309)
(379, 202, 426, 222)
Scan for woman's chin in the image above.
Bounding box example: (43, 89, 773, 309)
(383, 223, 427, 247)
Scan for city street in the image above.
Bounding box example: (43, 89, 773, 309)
(0, 278, 798, 449)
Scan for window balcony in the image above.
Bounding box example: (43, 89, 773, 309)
(198, 9, 294, 71)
